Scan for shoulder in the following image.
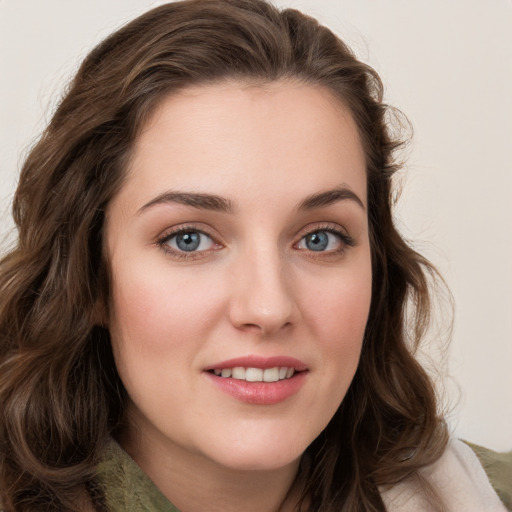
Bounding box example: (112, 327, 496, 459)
(425, 438, 508, 511)
(381, 438, 509, 511)
(463, 440, 512, 510)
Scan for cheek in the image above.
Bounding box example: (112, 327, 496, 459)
(292, 259, 371, 435)
(107, 263, 228, 389)
(107, 264, 226, 416)
(299, 256, 372, 385)
(109, 262, 222, 340)
(303, 260, 372, 342)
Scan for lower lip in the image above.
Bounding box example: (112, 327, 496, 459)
(204, 371, 307, 405)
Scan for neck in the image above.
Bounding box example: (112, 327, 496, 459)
(118, 423, 303, 512)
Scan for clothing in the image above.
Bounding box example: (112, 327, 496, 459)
(96, 438, 511, 511)
(380, 438, 509, 511)
(96, 439, 178, 512)
(464, 441, 512, 510)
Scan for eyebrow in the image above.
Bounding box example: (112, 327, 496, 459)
(137, 185, 365, 216)
(297, 186, 365, 211)
(137, 191, 236, 215)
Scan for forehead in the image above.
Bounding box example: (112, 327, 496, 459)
(121, 80, 367, 210)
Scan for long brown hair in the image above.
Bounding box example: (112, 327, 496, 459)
(0, 1, 448, 510)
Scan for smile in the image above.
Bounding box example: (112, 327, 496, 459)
(211, 366, 296, 382)
(204, 356, 308, 405)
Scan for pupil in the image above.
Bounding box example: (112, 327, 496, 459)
(176, 232, 200, 251)
(306, 231, 328, 251)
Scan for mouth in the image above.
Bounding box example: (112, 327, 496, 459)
(204, 356, 308, 405)
(208, 366, 298, 382)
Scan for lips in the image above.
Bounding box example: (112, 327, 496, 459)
(204, 356, 308, 405)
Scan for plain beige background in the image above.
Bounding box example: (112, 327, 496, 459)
(1, 0, 511, 451)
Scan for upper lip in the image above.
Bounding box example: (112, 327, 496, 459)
(205, 355, 308, 371)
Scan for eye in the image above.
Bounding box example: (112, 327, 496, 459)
(296, 228, 354, 253)
(162, 229, 217, 253)
(297, 230, 339, 252)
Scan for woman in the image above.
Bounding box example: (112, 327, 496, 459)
(0, 1, 509, 511)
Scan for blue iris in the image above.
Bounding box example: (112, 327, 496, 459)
(175, 232, 201, 251)
(305, 231, 329, 251)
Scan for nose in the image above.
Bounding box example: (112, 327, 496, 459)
(228, 246, 300, 336)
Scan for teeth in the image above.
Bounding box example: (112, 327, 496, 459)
(245, 368, 263, 382)
(213, 366, 296, 382)
(263, 367, 279, 382)
(232, 367, 245, 379)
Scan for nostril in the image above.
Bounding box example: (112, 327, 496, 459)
(227, 270, 300, 335)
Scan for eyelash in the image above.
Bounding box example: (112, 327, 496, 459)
(156, 225, 221, 260)
(156, 223, 355, 260)
(294, 223, 355, 258)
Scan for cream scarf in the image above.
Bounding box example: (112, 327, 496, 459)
(381, 438, 507, 511)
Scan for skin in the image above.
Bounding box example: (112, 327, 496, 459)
(105, 80, 372, 512)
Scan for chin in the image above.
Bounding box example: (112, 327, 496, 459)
(197, 431, 308, 473)
(210, 449, 302, 473)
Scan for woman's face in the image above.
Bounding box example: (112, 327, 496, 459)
(105, 81, 372, 473)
